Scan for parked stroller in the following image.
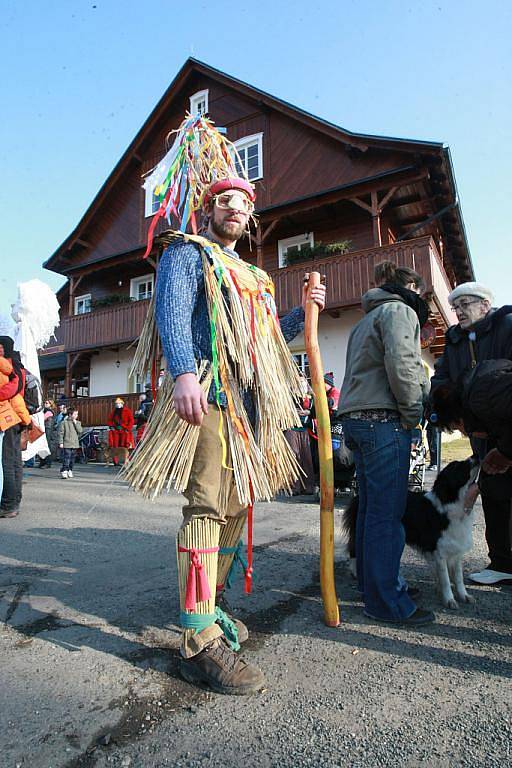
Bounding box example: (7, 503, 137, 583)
(78, 428, 102, 463)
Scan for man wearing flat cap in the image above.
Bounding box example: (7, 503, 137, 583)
(431, 281, 512, 585)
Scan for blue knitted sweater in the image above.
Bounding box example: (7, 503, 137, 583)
(155, 238, 305, 403)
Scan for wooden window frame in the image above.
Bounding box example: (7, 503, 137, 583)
(144, 185, 161, 218)
(189, 89, 209, 115)
(130, 274, 154, 301)
(232, 133, 263, 182)
(74, 293, 92, 315)
(277, 232, 314, 268)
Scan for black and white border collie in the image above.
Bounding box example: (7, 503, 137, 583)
(343, 457, 480, 609)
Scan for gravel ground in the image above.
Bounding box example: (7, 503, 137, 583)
(0, 462, 510, 768)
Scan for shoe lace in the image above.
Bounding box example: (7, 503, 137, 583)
(208, 638, 240, 673)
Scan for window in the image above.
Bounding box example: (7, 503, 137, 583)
(278, 233, 314, 268)
(293, 352, 311, 382)
(232, 133, 263, 182)
(144, 186, 161, 218)
(74, 294, 91, 315)
(190, 89, 209, 115)
(130, 274, 154, 301)
(134, 371, 152, 393)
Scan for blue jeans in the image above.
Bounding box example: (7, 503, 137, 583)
(61, 448, 75, 472)
(342, 418, 416, 620)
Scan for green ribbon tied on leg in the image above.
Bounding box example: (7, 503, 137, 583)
(214, 606, 240, 652)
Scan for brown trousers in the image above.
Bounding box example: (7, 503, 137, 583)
(181, 405, 246, 527)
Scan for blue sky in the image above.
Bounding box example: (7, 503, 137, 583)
(1, 0, 511, 310)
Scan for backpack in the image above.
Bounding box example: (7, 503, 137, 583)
(24, 370, 43, 415)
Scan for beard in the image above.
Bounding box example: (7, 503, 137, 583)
(210, 212, 246, 243)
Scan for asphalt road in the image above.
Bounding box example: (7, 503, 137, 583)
(0, 463, 510, 768)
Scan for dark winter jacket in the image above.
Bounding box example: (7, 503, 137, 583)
(431, 306, 512, 390)
(431, 306, 512, 467)
(460, 359, 512, 459)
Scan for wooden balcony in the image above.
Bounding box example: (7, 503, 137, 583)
(39, 323, 65, 356)
(269, 236, 453, 325)
(65, 393, 141, 427)
(61, 237, 452, 357)
(63, 299, 150, 353)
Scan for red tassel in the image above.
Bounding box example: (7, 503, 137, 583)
(197, 561, 211, 603)
(244, 492, 254, 594)
(184, 548, 212, 610)
(185, 561, 198, 610)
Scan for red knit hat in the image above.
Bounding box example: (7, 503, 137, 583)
(203, 177, 256, 208)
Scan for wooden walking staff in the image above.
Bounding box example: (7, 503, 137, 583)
(304, 271, 340, 627)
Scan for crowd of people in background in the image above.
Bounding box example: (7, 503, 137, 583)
(1, 267, 510, 607)
(22, 389, 155, 476)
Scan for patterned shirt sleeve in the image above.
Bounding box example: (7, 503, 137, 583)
(280, 306, 305, 343)
(155, 242, 203, 379)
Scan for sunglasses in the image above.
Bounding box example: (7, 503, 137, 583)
(213, 192, 254, 214)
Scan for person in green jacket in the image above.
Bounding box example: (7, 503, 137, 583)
(57, 409, 83, 479)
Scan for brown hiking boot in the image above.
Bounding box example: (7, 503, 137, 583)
(179, 636, 264, 695)
(215, 595, 249, 645)
(232, 618, 248, 644)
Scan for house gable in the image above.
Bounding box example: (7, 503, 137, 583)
(45, 58, 470, 280)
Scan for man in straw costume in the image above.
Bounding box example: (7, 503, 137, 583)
(125, 114, 326, 694)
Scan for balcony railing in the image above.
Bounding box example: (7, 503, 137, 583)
(61, 237, 452, 356)
(269, 236, 453, 323)
(63, 299, 150, 353)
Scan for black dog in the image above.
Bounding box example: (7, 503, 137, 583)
(343, 457, 480, 608)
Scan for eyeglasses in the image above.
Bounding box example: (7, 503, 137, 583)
(450, 298, 482, 313)
(213, 191, 254, 214)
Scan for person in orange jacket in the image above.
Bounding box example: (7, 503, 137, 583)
(0, 336, 32, 518)
(0, 356, 31, 429)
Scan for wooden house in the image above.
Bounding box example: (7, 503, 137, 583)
(40, 58, 474, 426)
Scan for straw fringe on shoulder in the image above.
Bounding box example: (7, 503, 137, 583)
(123, 231, 305, 505)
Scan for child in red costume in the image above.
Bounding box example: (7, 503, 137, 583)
(108, 398, 135, 451)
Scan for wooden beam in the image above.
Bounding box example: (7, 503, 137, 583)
(255, 224, 264, 269)
(257, 167, 430, 224)
(350, 196, 373, 214)
(261, 218, 280, 243)
(379, 186, 398, 210)
(371, 191, 382, 247)
(65, 354, 72, 398)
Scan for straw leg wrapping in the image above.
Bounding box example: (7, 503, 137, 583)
(177, 517, 223, 658)
(217, 512, 247, 594)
